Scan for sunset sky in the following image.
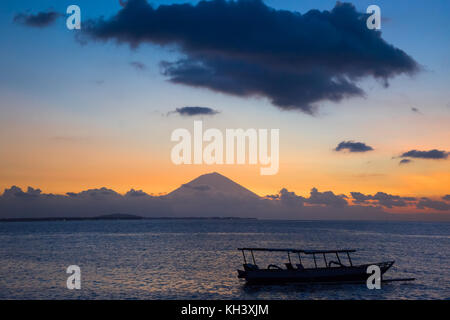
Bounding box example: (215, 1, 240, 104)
(0, 0, 449, 210)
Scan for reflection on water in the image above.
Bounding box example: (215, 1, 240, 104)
(0, 219, 448, 299)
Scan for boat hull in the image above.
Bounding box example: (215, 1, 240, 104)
(237, 261, 394, 284)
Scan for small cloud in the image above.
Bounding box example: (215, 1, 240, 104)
(335, 141, 374, 153)
(401, 149, 449, 160)
(411, 107, 422, 114)
(350, 192, 372, 204)
(267, 188, 305, 207)
(14, 11, 62, 28)
(442, 195, 450, 201)
(2, 186, 45, 199)
(125, 189, 149, 197)
(306, 187, 347, 207)
(66, 187, 121, 199)
(130, 61, 146, 70)
(169, 106, 220, 117)
(267, 187, 347, 208)
(399, 159, 412, 165)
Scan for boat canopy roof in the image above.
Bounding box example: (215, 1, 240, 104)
(238, 248, 356, 254)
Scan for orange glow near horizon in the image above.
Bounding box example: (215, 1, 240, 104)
(1, 159, 448, 200)
(0, 109, 449, 210)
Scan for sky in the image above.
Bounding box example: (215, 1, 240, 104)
(0, 0, 449, 217)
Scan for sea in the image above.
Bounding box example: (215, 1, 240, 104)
(0, 219, 448, 300)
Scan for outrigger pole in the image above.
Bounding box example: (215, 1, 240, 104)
(250, 250, 256, 265)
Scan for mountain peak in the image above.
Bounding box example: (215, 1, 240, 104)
(168, 172, 259, 199)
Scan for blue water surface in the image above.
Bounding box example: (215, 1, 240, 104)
(0, 219, 448, 299)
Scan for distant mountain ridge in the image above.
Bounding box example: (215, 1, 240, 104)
(1, 172, 449, 221)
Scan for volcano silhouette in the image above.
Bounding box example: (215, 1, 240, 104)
(167, 172, 259, 200)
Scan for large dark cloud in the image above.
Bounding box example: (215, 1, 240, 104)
(400, 149, 449, 160)
(335, 141, 373, 152)
(82, 0, 419, 114)
(14, 11, 62, 28)
(351, 191, 416, 208)
(171, 106, 219, 116)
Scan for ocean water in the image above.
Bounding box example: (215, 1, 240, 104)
(0, 219, 448, 300)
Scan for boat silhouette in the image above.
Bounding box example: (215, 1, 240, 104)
(237, 248, 397, 284)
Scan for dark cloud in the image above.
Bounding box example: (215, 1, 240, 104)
(417, 198, 450, 211)
(266, 188, 305, 207)
(306, 188, 348, 207)
(66, 187, 122, 199)
(2, 186, 43, 199)
(268, 187, 346, 207)
(130, 61, 146, 70)
(399, 159, 412, 165)
(81, 0, 419, 114)
(172, 106, 219, 116)
(351, 191, 416, 208)
(371, 192, 408, 208)
(335, 141, 373, 153)
(401, 149, 449, 160)
(14, 11, 62, 28)
(411, 107, 422, 114)
(442, 195, 450, 201)
(125, 189, 149, 197)
(350, 192, 372, 204)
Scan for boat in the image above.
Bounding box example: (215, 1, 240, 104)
(237, 247, 396, 284)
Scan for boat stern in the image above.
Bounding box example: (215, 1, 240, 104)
(379, 260, 395, 274)
(237, 269, 247, 278)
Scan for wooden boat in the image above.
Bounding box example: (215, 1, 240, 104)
(237, 248, 395, 284)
